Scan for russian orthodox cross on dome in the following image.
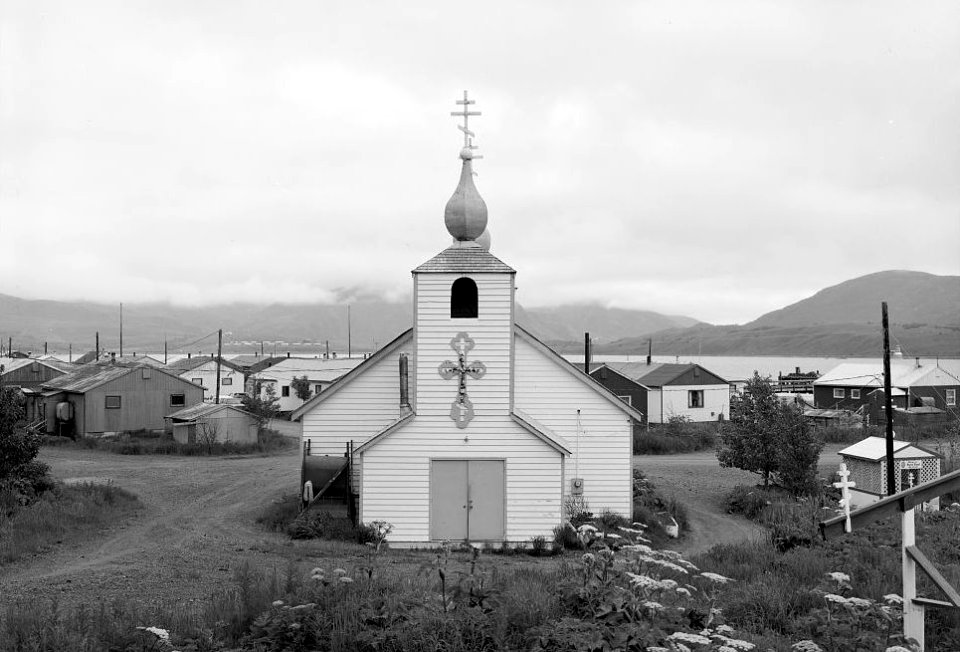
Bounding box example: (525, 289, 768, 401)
(444, 90, 490, 248)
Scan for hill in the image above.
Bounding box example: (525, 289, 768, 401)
(0, 293, 696, 355)
(750, 270, 960, 328)
(599, 271, 960, 357)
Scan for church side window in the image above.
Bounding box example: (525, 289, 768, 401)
(450, 277, 478, 319)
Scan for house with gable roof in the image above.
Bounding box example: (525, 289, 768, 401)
(168, 355, 245, 401)
(292, 100, 644, 546)
(33, 362, 203, 437)
(589, 361, 730, 424)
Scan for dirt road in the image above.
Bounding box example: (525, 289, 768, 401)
(634, 443, 857, 556)
(0, 447, 304, 612)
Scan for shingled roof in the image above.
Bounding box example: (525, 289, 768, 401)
(413, 242, 515, 274)
(168, 356, 241, 372)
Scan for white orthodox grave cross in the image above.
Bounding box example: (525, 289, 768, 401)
(438, 332, 487, 429)
(833, 463, 857, 533)
(451, 90, 483, 155)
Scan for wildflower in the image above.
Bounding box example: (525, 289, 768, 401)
(846, 597, 873, 608)
(883, 593, 904, 605)
(622, 543, 654, 555)
(791, 641, 824, 652)
(136, 627, 170, 642)
(272, 600, 284, 607)
(605, 533, 622, 539)
(716, 625, 734, 634)
(577, 524, 598, 533)
(334, 567, 347, 575)
(618, 526, 645, 534)
(668, 631, 712, 645)
(290, 622, 301, 630)
(582, 553, 596, 564)
(699, 572, 733, 584)
(646, 648, 670, 652)
(659, 578, 679, 590)
(311, 567, 324, 575)
(826, 571, 850, 583)
(717, 647, 739, 652)
(675, 587, 692, 597)
(885, 647, 913, 652)
(291, 603, 316, 611)
(823, 594, 848, 605)
(339, 576, 354, 583)
(710, 635, 755, 650)
(642, 600, 665, 611)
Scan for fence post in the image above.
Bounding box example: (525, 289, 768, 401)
(902, 507, 924, 649)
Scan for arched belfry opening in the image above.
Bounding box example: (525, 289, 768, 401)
(451, 277, 478, 318)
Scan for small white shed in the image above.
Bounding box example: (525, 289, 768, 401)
(839, 436, 942, 510)
(167, 403, 259, 445)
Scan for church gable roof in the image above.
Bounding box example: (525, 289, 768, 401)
(413, 242, 515, 274)
(290, 329, 413, 421)
(514, 325, 646, 424)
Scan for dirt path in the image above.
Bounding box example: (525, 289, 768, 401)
(0, 447, 306, 612)
(635, 453, 765, 556)
(633, 442, 899, 556)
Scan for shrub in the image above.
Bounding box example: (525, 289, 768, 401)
(725, 485, 771, 520)
(529, 535, 549, 557)
(256, 494, 301, 533)
(634, 417, 718, 454)
(552, 522, 578, 550)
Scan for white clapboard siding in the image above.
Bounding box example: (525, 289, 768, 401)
(300, 344, 412, 459)
(659, 385, 730, 423)
(360, 414, 562, 544)
(414, 273, 514, 417)
(513, 335, 633, 518)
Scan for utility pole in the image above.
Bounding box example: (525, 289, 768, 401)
(215, 329, 222, 405)
(44, 342, 48, 355)
(583, 332, 591, 375)
(69, 343, 72, 363)
(347, 305, 352, 358)
(7, 337, 11, 356)
(882, 302, 895, 496)
(119, 302, 124, 358)
(164, 338, 168, 365)
(260, 340, 264, 357)
(95, 332, 100, 360)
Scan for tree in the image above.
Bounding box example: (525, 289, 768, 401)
(195, 418, 221, 454)
(241, 382, 280, 429)
(717, 373, 824, 496)
(717, 373, 783, 488)
(291, 375, 312, 402)
(0, 387, 49, 498)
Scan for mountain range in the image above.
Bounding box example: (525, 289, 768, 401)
(1, 270, 957, 358)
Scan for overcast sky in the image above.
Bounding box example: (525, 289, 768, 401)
(1, 1, 958, 324)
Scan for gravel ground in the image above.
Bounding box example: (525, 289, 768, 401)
(0, 441, 914, 613)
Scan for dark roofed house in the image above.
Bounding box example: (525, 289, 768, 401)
(590, 362, 730, 424)
(33, 363, 203, 438)
(0, 357, 75, 391)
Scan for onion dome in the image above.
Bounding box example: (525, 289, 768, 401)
(475, 228, 491, 251)
(444, 147, 488, 241)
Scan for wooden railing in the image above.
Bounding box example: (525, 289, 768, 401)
(820, 469, 960, 650)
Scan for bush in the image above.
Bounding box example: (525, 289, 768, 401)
(725, 485, 771, 520)
(288, 511, 362, 542)
(552, 522, 578, 550)
(631, 468, 689, 543)
(43, 429, 295, 456)
(634, 416, 718, 454)
(256, 494, 301, 533)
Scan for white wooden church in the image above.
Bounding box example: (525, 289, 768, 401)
(292, 96, 644, 546)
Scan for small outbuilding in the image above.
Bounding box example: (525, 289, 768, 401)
(838, 436, 942, 510)
(166, 403, 259, 444)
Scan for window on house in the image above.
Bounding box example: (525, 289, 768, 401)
(617, 395, 632, 406)
(850, 389, 861, 399)
(141, 368, 151, 379)
(947, 389, 957, 407)
(105, 395, 121, 409)
(314, 384, 323, 395)
(688, 390, 704, 408)
(170, 394, 186, 407)
(282, 385, 290, 397)
(450, 277, 478, 318)
(192, 378, 203, 386)
(221, 377, 232, 386)
(833, 388, 845, 399)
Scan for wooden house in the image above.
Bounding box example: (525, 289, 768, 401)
(0, 357, 75, 391)
(589, 362, 730, 424)
(168, 355, 245, 401)
(838, 436, 942, 510)
(814, 360, 960, 417)
(34, 363, 203, 437)
(292, 134, 644, 546)
(166, 403, 258, 444)
(252, 357, 363, 412)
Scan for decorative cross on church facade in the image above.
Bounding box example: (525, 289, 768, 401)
(833, 462, 857, 533)
(451, 90, 482, 152)
(438, 332, 487, 429)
